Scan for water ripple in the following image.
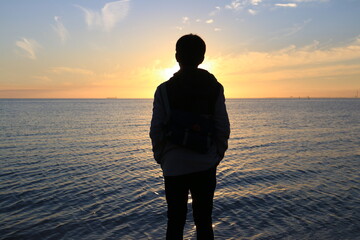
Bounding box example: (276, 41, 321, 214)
(1, 99, 359, 239)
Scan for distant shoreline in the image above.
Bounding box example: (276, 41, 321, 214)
(0, 97, 359, 100)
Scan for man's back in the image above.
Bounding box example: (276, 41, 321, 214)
(166, 68, 220, 115)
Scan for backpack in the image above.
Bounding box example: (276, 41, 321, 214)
(160, 83, 214, 153)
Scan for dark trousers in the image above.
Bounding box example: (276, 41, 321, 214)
(164, 167, 217, 240)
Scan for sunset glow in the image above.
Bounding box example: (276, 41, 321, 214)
(161, 64, 180, 81)
(0, 1, 359, 98)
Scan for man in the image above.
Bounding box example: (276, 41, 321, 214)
(150, 34, 230, 240)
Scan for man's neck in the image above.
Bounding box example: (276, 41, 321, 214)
(179, 65, 198, 71)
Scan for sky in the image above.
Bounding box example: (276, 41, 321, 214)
(0, 0, 359, 98)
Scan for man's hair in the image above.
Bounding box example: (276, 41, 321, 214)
(176, 34, 206, 67)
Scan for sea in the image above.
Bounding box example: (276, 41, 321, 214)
(0, 98, 359, 240)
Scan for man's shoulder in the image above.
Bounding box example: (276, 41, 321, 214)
(169, 68, 219, 82)
(156, 81, 168, 91)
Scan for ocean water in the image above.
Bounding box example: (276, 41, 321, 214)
(0, 98, 359, 240)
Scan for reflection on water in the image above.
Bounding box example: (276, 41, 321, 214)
(0, 99, 359, 239)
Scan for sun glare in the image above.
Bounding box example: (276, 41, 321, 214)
(199, 61, 213, 72)
(161, 64, 180, 80)
(160, 60, 214, 81)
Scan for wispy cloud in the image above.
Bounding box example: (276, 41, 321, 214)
(211, 37, 360, 97)
(271, 19, 312, 39)
(176, 16, 190, 29)
(275, 3, 298, 8)
(15, 38, 41, 60)
(292, 0, 328, 2)
(77, 0, 130, 31)
(226, 0, 262, 10)
(223, 0, 326, 14)
(251, 0, 262, 5)
(52, 16, 69, 43)
(209, 6, 221, 16)
(177, 17, 217, 31)
(248, 9, 257, 15)
(182, 17, 190, 24)
(50, 67, 94, 75)
(224, 0, 264, 15)
(32, 75, 51, 82)
(225, 0, 244, 10)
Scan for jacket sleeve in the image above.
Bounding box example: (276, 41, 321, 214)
(149, 85, 167, 164)
(213, 85, 230, 161)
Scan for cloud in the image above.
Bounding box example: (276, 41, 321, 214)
(32, 75, 51, 82)
(275, 3, 298, 8)
(15, 38, 41, 60)
(206, 19, 214, 24)
(225, 0, 264, 15)
(77, 0, 130, 31)
(223, 0, 327, 14)
(225, 0, 244, 10)
(226, 0, 262, 10)
(209, 6, 221, 16)
(182, 17, 190, 24)
(248, 9, 257, 15)
(215, 37, 360, 82)
(251, 0, 262, 5)
(52, 16, 69, 43)
(102, 0, 130, 31)
(292, 0, 328, 2)
(208, 37, 360, 97)
(50, 67, 94, 75)
(271, 19, 312, 39)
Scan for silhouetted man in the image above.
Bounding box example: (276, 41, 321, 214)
(150, 34, 230, 240)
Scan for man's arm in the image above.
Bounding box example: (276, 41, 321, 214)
(149, 85, 167, 163)
(213, 85, 230, 161)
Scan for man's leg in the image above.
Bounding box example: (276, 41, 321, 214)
(190, 167, 217, 240)
(164, 175, 189, 240)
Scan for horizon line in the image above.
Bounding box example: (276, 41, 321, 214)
(0, 97, 359, 100)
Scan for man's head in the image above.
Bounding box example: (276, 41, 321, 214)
(176, 34, 206, 68)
